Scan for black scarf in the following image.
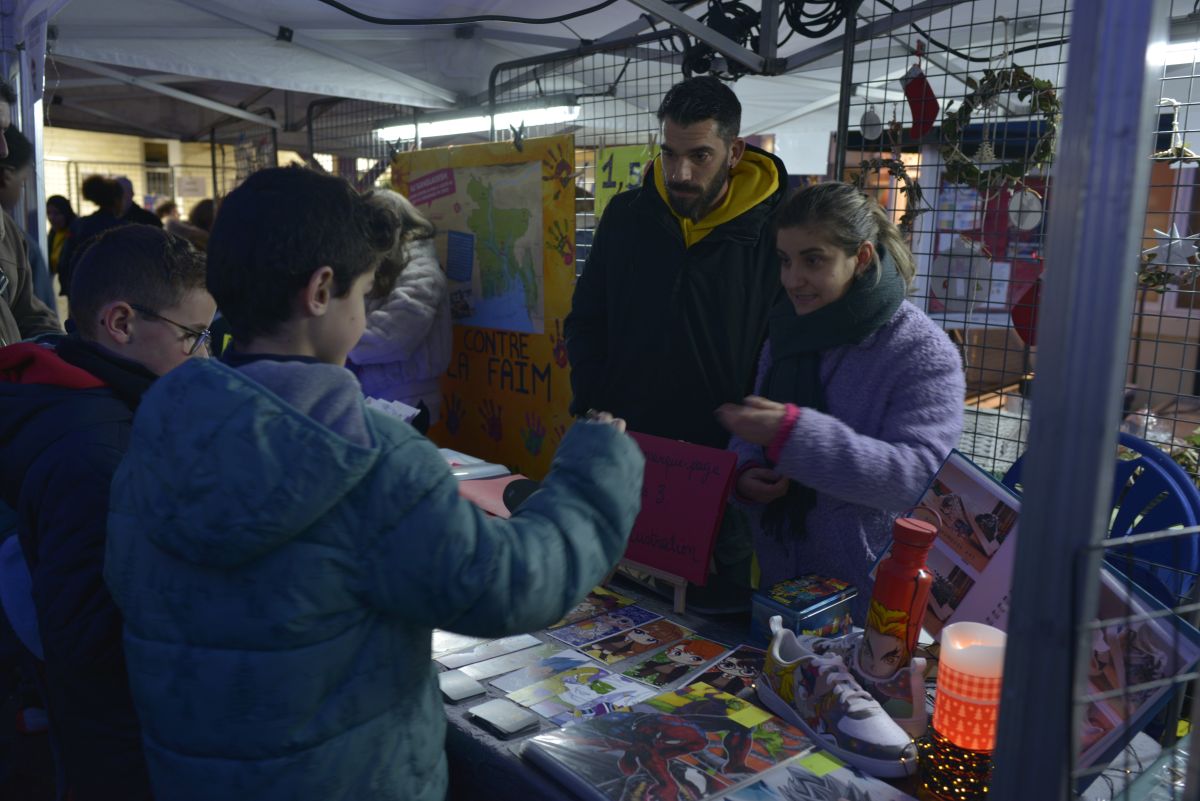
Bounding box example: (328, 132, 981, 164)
(759, 248, 906, 541)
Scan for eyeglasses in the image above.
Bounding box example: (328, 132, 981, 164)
(130, 304, 212, 356)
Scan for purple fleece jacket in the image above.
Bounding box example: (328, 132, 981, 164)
(729, 300, 965, 620)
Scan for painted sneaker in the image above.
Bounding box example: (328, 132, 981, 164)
(758, 616, 918, 778)
(800, 630, 929, 738)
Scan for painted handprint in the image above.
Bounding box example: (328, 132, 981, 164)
(479, 399, 504, 442)
(444, 393, 466, 435)
(541, 142, 577, 201)
(521, 412, 547, 456)
(549, 319, 569, 369)
(547, 218, 575, 266)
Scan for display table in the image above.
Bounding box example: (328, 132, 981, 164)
(440, 575, 1168, 801)
(442, 575, 759, 801)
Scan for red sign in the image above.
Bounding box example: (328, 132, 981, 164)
(408, 167, 456, 206)
(623, 432, 738, 586)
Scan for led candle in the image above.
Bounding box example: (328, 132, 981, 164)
(932, 622, 1006, 752)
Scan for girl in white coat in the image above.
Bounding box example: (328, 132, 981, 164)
(348, 190, 451, 425)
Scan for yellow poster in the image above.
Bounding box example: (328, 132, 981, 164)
(392, 135, 577, 479)
(594, 144, 658, 220)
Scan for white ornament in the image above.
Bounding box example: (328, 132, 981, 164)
(1142, 224, 1200, 275)
(860, 106, 883, 140)
(1007, 189, 1043, 231)
(974, 140, 998, 166)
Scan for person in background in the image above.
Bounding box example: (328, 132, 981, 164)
(565, 76, 787, 449)
(46, 195, 76, 279)
(0, 127, 56, 313)
(57, 175, 126, 299)
(186, 198, 214, 232)
(0, 224, 214, 801)
(0, 117, 59, 345)
(716, 182, 965, 621)
(348, 188, 450, 427)
(154, 200, 178, 223)
(114, 176, 162, 228)
(158, 199, 209, 252)
(564, 75, 788, 609)
(104, 166, 645, 801)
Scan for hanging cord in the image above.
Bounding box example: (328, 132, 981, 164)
(870, 0, 1068, 62)
(781, 0, 847, 39)
(678, 0, 763, 80)
(313, 0, 621, 26)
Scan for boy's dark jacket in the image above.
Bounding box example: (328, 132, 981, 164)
(0, 338, 153, 801)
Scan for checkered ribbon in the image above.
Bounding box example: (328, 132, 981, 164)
(936, 664, 1002, 702)
(933, 664, 1002, 751)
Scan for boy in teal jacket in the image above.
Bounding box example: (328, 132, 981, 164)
(104, 166, 645, 801)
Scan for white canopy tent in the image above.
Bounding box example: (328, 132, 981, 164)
(1, 0, 1068, 175)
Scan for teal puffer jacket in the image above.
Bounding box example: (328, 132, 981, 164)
(104, 359, 644, 801)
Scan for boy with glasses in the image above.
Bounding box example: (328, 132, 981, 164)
(0, 224, 213, 800)
(104, 166, 645, 801)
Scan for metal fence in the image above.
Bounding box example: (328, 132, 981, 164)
(44, 159, 239, 218)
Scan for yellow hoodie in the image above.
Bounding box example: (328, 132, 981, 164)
(653, 148, 780, 248)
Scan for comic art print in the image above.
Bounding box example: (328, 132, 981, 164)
(550, 586, 636, 630)
(527, 674, 657, 727)
(583, 620, 692, 665)
(694, 646, 766, 700)
(490, 649, 597, 694)
(622, 636, 728, 687)
(549, 606, 661, 648)
(876, 450, 1021, 637)
(506, 665, 612, 708)
(523, 683, 812, 801)
(719, 754, 919, 801)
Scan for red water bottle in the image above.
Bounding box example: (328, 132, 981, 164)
(860, 517, 937, 680)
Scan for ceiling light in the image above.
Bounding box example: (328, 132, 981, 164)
(375, 94, 580, 142)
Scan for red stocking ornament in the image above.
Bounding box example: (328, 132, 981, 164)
(900, 63, 938, 139)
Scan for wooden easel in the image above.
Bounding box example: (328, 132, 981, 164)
(607, 558, 689, 614)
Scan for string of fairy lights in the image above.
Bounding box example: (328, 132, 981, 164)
(919, 728, 995, 800)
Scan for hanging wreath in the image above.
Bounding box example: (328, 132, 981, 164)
(851, 157, 930, 233)
(940, 65, 1061, 191)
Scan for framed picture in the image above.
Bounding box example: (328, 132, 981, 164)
(1076, 566, 1200, 779)
(893, 450, 1022, 637)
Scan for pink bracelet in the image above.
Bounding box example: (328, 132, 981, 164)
(766, 404, 801, 464)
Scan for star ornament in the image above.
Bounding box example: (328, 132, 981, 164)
(1143, 224, 1200, 275)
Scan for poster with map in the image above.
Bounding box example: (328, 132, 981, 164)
(391, 136, 577, 479)
(408, 162, 544, 333)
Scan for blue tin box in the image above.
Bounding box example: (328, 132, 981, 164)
(749, 575, 858, 647)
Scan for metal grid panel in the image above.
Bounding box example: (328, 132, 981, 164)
(846, 0, 1069, 480)
(1071, 525, 1200, 799)
(306, 98, 411, 190)
(489, 31, 685, 275)
(1125, 0, 1200, 515)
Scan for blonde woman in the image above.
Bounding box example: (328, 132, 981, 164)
(348, 189, 450, 426)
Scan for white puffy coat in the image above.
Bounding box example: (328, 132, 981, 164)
(349, 239, 451, 423)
